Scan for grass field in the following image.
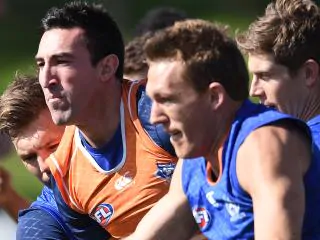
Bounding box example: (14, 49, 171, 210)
(0, 14, 253, 201)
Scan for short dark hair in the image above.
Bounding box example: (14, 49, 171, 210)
(145, 19, 249, 101)
(41, 1, 124, 79)
(134, 6, 189, 37)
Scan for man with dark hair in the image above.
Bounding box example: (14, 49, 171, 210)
(134, 6, 189, 37)
(36, 1, 177, 238)
(125, 19, 320, 239)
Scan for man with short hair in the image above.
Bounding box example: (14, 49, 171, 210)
(237, 0, 320, 147)
(237, 2, 320, 237)
(36, 1, 177, 238)
(125, 19, 320, 239)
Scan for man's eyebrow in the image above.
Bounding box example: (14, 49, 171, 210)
(20, 152, 36, 161)
(41, 140, 60, 150)
(35, 52, 75, 61)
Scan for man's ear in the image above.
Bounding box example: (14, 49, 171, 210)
(303, 59, 319, 87)
(208, 82, 225, 110)
(98, 54, 119, 82)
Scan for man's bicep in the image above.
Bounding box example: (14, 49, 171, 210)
(238, 122, 311, 240)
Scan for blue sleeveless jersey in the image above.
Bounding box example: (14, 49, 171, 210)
(182, 100, 320, 239)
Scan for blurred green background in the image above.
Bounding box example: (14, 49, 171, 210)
(0, 0, 313, 200)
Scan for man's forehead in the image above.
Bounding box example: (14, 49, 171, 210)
(248, 53, 277, 71)
(36, 28, 85, 58)
(15, 132, 56, 156)
(147, 61, 184, 92)
(149, 60, 185, 82)
(13, 137, 36, 156)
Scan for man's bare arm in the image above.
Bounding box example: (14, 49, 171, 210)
(125, 159, 198, 240)
(238, 121, 310, 240)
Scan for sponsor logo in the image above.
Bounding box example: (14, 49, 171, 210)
(90, 203, 114, 227)
(114, 171, 134, 190)
(192, 206, 211, 230)
(154, 162, 176, 181)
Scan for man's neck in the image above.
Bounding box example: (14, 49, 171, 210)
(299, 92, 320, 122)
(206, 101, 241, 167)
(77, 82, 122, 148)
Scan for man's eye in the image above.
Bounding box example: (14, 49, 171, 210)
(36, 62, 45, 68)
(57, 59, 70, 65)
(258, 73, 270, 81)
(23, 155, 37, 163)
(49, 143, 59, 151)
(158, 97, 173, 104)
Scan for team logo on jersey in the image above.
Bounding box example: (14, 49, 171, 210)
(90, 203, 114, 227)
(154, 162, 176, 181)
(114, 171, 134, 191)
(192, 206, 211, 231)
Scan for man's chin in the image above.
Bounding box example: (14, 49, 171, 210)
(53, 116, 69, 126)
